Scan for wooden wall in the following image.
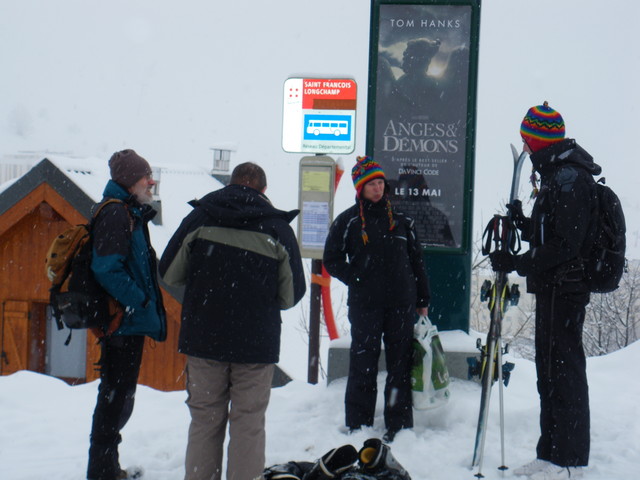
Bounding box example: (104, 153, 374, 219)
(0, 183, 186, 391)
(0, 193, 69, 377)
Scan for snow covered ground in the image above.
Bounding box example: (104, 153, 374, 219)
(1, 339, 638, 480)
(1, 0, 639, 259)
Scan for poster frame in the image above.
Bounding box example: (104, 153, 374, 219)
(366, 0, 482, 254)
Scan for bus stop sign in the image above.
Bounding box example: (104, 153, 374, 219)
(282, 78, 357, 155)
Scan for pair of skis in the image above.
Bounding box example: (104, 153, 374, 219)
(470, 145, 528, 478)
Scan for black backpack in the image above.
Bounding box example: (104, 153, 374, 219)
(583, 178, 627, 293)
(45, 199, 129, 340)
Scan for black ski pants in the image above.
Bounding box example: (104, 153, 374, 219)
(535, 288, 590, 467)
(345, 304, 414, 432)
(87, 335, 145, 480)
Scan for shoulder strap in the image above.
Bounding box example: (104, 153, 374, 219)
(91, 198, 133, 232)
(578, 178, 601, 259)
(92, 198, 124, 220)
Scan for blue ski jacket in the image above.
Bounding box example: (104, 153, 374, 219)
(91, 180, 167, 341)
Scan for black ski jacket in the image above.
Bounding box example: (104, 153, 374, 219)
(323, 197, 430, 308)
(159, 184, 306, 364)
(515, 138, 601, 293)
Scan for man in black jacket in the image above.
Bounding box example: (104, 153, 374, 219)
(323, 156, 430, 443)
(490, 103, 598, 480)
(159, 162, 305, 480)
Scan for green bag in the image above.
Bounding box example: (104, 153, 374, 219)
(411, 316, 450, 410)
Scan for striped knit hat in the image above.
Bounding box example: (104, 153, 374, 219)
(351, 156, 395, 244)
(352, 156, 386, 197)
(520, 101, 565, 152)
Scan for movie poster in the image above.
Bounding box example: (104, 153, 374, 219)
(372, 4, 472, 249)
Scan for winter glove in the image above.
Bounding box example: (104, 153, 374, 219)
(506, 200, 527, 230)
(489, 251, 517, 273)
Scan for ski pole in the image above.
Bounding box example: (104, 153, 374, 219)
(497, 328, 507, 471)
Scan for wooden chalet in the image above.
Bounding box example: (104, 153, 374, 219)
(0, 157, 191, 391)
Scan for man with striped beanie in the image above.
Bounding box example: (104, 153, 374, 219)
(520, 101, 566, 153)
(490, 103, 602, 480)
(323, 156, 430, 443)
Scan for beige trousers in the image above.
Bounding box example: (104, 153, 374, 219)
(184, 356, 274, 480)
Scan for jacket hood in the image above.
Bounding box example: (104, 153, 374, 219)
(101, 179, 157, 220)
(102, 179, 132, 201)
(190, 184, 299, 227)
(530, 138, 602, 177)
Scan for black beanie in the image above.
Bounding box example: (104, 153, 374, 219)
(109, 149, 152, 188)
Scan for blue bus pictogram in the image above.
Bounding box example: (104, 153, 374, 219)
(303, 114, 352, 141)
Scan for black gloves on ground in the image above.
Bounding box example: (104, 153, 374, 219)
(489, 251, 517, 273)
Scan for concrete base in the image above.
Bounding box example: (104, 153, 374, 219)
(326, 330, 483, 385)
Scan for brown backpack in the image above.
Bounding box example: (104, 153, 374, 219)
(45, 199, 129, 340)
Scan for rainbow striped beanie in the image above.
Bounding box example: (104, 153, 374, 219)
(352, 156, 386, 197)
(520, 101, 565, 152)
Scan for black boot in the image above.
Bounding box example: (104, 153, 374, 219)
(87, 439, 120, 480)
(382, 428, 399, 443)
(264, 461, 315, 480)
(357, 438, 411, 480)
(303, 444, 359, 479)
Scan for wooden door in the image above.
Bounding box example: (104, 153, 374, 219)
(0, 300, 29, 375)
(28, 302, 47, 373)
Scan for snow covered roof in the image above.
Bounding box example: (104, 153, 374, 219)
(1, 154, 225, 253)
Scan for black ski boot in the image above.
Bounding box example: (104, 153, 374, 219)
(357, 438, 411, 480)
(117, 466, 144, 479)
(264, 461, 314, 480)
(303, 444, 359, 479)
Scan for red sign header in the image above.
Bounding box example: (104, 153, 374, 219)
(297, 78, 357, 110)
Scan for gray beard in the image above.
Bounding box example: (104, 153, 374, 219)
(135, 192, 153, 205)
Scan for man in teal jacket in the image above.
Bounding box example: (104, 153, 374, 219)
(87, 149, 167, 480)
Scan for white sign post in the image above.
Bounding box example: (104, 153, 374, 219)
(282, 77, 357, 155)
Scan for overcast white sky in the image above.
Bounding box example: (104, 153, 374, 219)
(1, 0, 638, 258)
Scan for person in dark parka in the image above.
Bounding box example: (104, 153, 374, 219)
(490, 103, 598, 480)
(159, 162, 306, 480)
(88, 149, 167, 480)
(323, 156, 430, 443)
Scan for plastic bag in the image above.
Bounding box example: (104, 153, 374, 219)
(411, 316, 450, 410)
